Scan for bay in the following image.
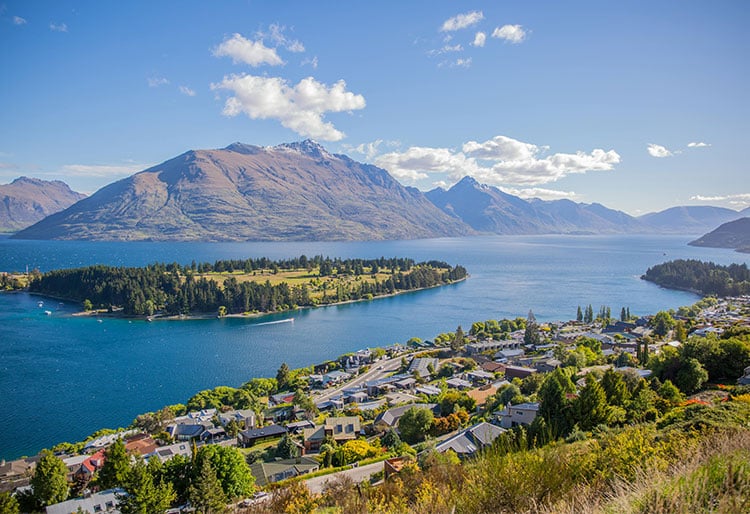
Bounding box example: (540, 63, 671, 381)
(1, 234, 747, 460)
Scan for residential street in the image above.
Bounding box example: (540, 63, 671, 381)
(304, 461, 385, 494)
(312, 353, 411, 403)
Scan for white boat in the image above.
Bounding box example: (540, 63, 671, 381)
(44, 310, 52, 315)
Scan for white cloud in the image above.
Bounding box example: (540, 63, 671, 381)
(13, 16, 27, 25)
(344, 139, 400, 161)
(492, 24, 527, 43)
(647, 143, 673, 158)
(49, 22, 67, 32)
(472, 32, 486, 47)
(428, 44, 464, 56)
(687, 141, 711, 148)
(262, 23, 305, 53)
(376, 135, 619, 186)
(441, 10, 484, 32)
(179, 85, 196, 97)
(375, 146, 483, 182)
(147, 76, 169, 87)
(213, 33, 284, 67)
(502, 187, 580, 201)
(211, 74, 365, 141)
(438, 57, 473, 68)
(61, 163, 145, 178)
(691, 193, 750, 202)
(301, 56, 319, 69)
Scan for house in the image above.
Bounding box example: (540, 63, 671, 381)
(480, 361, 506, 374)
(395, 377, 417, 390)
(465, 340, 521, 355)
(434, 422, 505, 458)
(75, 450, 106, 481)
(146, 442, 192, 464)
(365, 374, 411, 396)
(263, 405, 294, 423)
(124, 433, 158, 457)
(738, 366, 750, 386)
(408, 357, 439, 378)
(169, 422, 211, 442)
(200, 427, 227, 443)
(495, 402, 540, 428)
(373, 404, 440, 432)
(467, 370, 495, 385)
(322, 370, 352, 387)
(303, 416, 361, 452)
(385, 392, 421, 406)
(249, 457, 320, 487)
(415, 385, 442, 397)
(217, 409, 256, 430)
(46, 488, 124, 514)
(466, 384, 499, 407)
(504, 365, 536, 380)
(535, 359, 562, 373)
(82, 430, 136, 452)
(238, 424, 287, 448)
(445, 378, 472, 390)
(384, 456, 410, 479)
(286, 420, 316, 434)
(269, 391, 296, 406)
(315, 398, 345, 411)
(494, 348, 525, 361)
(345, 390, 369, 404)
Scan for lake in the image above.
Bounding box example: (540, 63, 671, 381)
(1, 234, 747, 460)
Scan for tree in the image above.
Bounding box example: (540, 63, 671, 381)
(573, 377, 610, 430)
(651, 311, 675, 338)
(496, 383, 522, 406)
(451, 325, 466, 352)
(0, 491, 20, 514)
(189, 457, 227, 514)
(31, 449, 69, 507)
(674, 357, 709, 394)
(438, 390, 476, 416)
(98, 438, 131, 489)
(537, 369, 575, 438)
(83, 299, 93, 311)
(673, 320, 687, 342)
(576, 306, 583, 322)
(524, 322, 541, 346)
(194, 445, 254, 500)
(584, 304, 594, 323)
(398, 406, 435, 444)
(381, 428, 401, 449)
(276, 434, 299, 459)
(657, 379, 684, 406)
(276, 362, 291, 392)
(118, 460, 175, 514)
(293, 388, 318, 418)
(620, 307, 627, 322)
(600, 369, 630, 406)
(218, 305, 227, 317)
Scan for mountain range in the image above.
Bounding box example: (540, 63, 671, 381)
(0, 177, 85, 234)
(12, 141, 467, 241)
(7, 141, 749, 241)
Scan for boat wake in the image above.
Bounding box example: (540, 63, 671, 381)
(251, 318, 295, 327)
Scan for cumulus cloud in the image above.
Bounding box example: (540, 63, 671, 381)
(376, 146, 484, 182)
(344, 139, 400, 161)
(647, 143, 673, 158)
(49, 22, 67, 32)
(687, 141, 711, 148)
(441, 10, 484, 32)
(261, 23, 306, 53)
(211, 74, 365, 141)
(301, 56, 319, 69)
(213, 33, 284, 67)
(492, 24, 527, 43)
(147, 76, 169, 87)
(375, 135, 620, 186)
(179, 85, 196, 97)
(61, 163, 145, 178)
(472, 32, 486, 47)
(13, 16, 27, 25)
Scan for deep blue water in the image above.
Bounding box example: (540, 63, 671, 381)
(1, 234, 748, 460)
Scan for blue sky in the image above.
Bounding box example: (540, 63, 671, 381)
(1, 1, 747, 215)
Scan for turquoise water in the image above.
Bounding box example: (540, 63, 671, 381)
(1, 234, 747, 459)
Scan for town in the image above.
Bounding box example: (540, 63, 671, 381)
(2, 295, 750, 513)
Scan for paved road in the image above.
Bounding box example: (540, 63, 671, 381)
(304, 461, 384, 494)
(313, 353, 411, 403)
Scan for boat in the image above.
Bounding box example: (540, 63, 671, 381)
(44, 310, 52, 315)
(38, 301, 44, 307)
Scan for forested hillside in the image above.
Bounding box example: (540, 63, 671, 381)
(642, 259, 750, 296)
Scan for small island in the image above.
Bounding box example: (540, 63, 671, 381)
(642, 258, 750, 296)
(19, 256, 468, 318)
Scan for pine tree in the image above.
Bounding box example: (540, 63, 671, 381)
(600, 369, 630, 406)
(276, 362, 291, 392)
(576, 306, 583, 322)
(620, 307, 627, 322)
(451, 325, 466, 352)
(189, 458, 227, 514)
(118, 461, 175, 514)
(573, 377, 610, 430)
(31, 450, 69, 507)
(98, 438, 131, 489)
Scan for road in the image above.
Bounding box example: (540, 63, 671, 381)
(304, 461, 385, 494)
(313, 353, 411, 403)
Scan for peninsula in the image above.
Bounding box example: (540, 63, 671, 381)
(23, 256, 468, 318)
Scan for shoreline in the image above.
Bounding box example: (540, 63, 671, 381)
(32, 276, 469, 322)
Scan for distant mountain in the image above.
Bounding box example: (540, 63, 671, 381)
(0, 177, 86, 233)
(13, 141, 470, 241)
(637, 206, 742, 235)
(426, 176, 645, 234)
(689, 217, 750, 253)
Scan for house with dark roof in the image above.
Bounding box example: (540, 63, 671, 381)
(169, 422, 211, 442)
(434, 422, 505, 458)
(408, 357, 439, 378)
(303, 416, 361, 452)
(373, 404, 440, 433)
(504, 365, 536, 380)
(217, 409, 256, 430)
(249, 457, 320, 487)
(495, 402, 540, 428)
(146, 442, 192, 463)
(238, 424, 287, 448)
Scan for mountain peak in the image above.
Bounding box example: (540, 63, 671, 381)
(273, 139, 329, 158)
(454, 176, 480, 188)
(224, 142, 263, 155)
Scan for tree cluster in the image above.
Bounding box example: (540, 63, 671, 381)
(642, 259, 750, 297)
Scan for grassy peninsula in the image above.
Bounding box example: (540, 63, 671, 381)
(24, 256, 468, 317)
